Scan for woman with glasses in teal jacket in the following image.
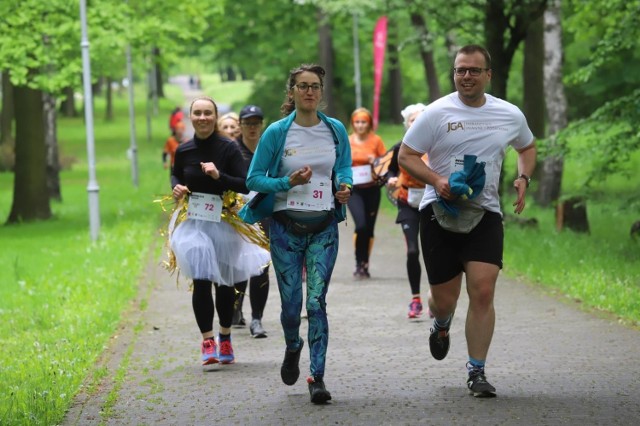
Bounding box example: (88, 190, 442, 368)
(239, 64, 352, 404)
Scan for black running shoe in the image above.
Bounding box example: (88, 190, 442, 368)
(429, 325, 450, 360)
(231, 309, 246, 327)
(280, 339, 304, 385)
(467, 369, 497, 398)
(307, 376, 332, 404)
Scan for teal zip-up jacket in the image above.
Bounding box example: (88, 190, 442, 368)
(238, 111, 353, 224)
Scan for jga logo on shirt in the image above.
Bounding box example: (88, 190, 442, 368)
(447, 121, 465, 132)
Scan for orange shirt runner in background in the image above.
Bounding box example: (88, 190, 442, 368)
(163, 121, 186, 169)
(349, 132, 387, 167)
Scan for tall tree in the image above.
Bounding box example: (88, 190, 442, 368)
(1, 70, 14, 147)
(9, 84, 51, 222)
(318, 9, 337, 117)
(387, 17, 403, 124)
(43, 92, 61, 201)
(1, 70, 15, 172)
(407, 9, 441, 102)
(523, 13, 545, 139)
(484, 0, 547, 100)
(536, 0, 566, 206)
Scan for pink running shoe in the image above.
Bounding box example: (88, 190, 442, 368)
(408, 298, 423, 319)
(218, 338, 235, 364)
(201, 339, 219, 365)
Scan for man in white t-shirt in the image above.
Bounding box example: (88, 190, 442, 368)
(399, 44, 536, 398)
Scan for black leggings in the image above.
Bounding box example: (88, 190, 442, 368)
(399, 208, 422, 295)
(233, 266, 270, 320)
(348, 185, 381, 265)
(192, 280, 235, 333)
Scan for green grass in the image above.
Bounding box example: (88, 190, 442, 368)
(200, 74, 254, 112)
(0, 84, 182, 425)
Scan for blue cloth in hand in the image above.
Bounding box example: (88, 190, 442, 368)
(436, 155, 486, 217)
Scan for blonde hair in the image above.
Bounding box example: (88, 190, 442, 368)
(217, 112, 239, 127)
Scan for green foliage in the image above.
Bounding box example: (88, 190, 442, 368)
(0, 0, 221, 93)
(564, 0, 640, 85)
(0, 0, 83, 91)
(556, 89, 640, 190)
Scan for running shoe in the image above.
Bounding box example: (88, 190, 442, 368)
(307, 376, 332, 404)
(467, 366, 497, 398)
(408, 298, 423, 319)
(201, 339, 218, 365)
(250, 318, 267, 338)
(429, 321, 451, 360)
(217, 337, 235, 364)
(281, 339, 304, 385)
(232, 309, 246, 327)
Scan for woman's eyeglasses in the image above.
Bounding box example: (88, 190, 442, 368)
(294, 83, 323, 92)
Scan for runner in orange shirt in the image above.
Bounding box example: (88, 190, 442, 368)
(347, 107, 386, 279)
(163, 121, 186, 172)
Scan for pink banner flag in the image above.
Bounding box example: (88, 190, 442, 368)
(372, 16, 387, 130)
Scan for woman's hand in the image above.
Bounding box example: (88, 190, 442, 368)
(172, 184, 190, 201)
(335, 183, 351, 204)
(200, 162, 220, 180)
(386, 177, 398, 188)
(288, 165, 313, 187)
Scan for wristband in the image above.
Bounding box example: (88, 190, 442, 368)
(518, 174, 531, 188)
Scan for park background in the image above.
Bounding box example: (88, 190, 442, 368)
(0, 0, 639, 424)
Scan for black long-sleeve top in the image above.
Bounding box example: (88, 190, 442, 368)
(170, 132, 248, 195)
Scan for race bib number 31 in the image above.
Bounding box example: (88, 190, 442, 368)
(287, 178, 332, 211)
(187, 192, 223, 222)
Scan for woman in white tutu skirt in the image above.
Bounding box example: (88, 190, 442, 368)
(170, 96, 270, 366)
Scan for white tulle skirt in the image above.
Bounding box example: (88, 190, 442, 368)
(170, 218, 271, 286)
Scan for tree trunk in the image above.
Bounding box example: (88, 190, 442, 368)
(523, 14, 545, 139)
(536, 0, 567, 207)
(317, 8, 336, 117)
(92, 77, 103, 96)
(7, 84, 51, 223)
(556, 197, 589, 233)
(387, 20, 403, 124)
(226, 66, 236, 82)
(409, 12, 441, 102)
(105, 76, 114, 121)
(153, 47, 164, 98)
(60, 86, 77, 117)
(43, 92, 61, 201)
(1, 70, 14, 146)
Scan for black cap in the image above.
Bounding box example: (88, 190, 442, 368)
(239, 105, 264, 120)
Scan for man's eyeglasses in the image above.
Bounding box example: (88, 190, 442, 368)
(294, 83, 323, 92)
(453, 67, 490, 77)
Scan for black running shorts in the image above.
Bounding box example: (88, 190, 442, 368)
(419, 204, 503, 285)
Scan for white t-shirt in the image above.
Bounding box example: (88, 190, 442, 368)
(273, 121, 336, 213)
(403, 92, 534, 214)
